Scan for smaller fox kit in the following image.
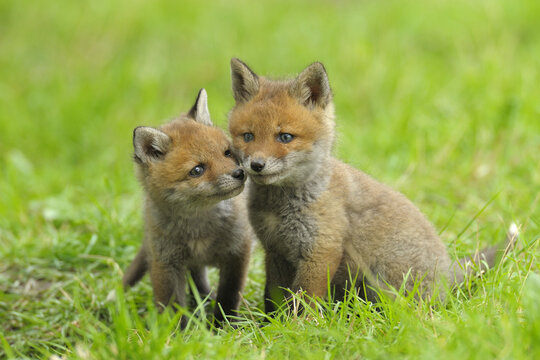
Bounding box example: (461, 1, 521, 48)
(123, 89, 251, 326)
(228, 59, 508, 312)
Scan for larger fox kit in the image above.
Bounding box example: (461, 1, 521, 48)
(123, 89, 251, 326)
(228, 59, 504, 312)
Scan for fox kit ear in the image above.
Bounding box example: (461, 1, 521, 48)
(133, 126, 171, 164)
(188, 88, 213, 126)
(290, 62, 332, 108)
(231, 58, 259, 104)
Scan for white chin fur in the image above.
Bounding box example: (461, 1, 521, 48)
(249, 172, 285, 185)
(212, 184, 244, 199)
(243, 148, 325, 186)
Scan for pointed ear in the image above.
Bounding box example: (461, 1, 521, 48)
(231, 58, 259, 104)
(290, 62, 332, 108)
(133, 126, 171, 164)
(188, 88, 213, 126)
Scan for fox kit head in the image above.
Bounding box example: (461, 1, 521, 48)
(228, 58, 335, 186)
(133, 89, 245, 210)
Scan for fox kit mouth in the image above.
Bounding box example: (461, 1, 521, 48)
(210, 183, 245, 199)
(249, 171, 284, 185)
(243, 159, 286, 185)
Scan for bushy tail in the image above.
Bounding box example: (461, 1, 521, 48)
(122, 246, 149, 289)
(457, 223, 519, 279)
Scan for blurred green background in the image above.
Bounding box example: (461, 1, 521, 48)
(1, 0, 539, 227)
(1, 0, 539, 358)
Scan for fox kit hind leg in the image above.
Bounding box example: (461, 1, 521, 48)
(214, 238, 251, 322)
(122, 246, 148, 288)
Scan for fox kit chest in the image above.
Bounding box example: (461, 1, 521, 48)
(154, 220, 213, 261)
(248, 186, 318, 262)
(150, 206, 237, 267)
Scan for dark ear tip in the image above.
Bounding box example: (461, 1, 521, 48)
(194, 88, 207, 105)
(188, 89, 203, 119)
(131, 126, 142, 147)
(133, 126, 142, 138)
(231, 58, 256, 76)
(132, 126, 145, 148)
(310, 61, 327, 73)
(231, 57, 248, 65)
(231, 58, 243, 68)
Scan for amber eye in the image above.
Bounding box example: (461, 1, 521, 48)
(189, 165, 205, 177)
(277, 133, 294, 143)
(224, 149, 232, 157)
(243, 133, 254, 142)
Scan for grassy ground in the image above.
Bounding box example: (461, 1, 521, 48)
(1, 0, 539, 358)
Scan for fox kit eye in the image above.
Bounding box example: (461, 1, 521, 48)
(224, 149, 232, 157)
(277, 133, 294, 144)
(243, 133, 254, 142)
(189, 165, 205, 177)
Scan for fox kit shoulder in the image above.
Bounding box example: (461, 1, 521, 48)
(227, 59, 496, 311)
(123, 89, 251, 326)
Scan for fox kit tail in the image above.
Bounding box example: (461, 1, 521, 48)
(457, 222, 519, 279)
(344, 223, 519, 299)
(122, 246, 148, 288)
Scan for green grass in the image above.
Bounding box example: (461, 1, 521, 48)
(1, 0, 539, 358)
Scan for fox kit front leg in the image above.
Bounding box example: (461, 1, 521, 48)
(264, 252, 296, 313)
(290, 195, 348, 300)
(291, 240, 343, 299)
(150, 260, 186, 309)
(150, 260, 189, 328)
(189, 265, 212, 299)
(214, 240, 251, 323)
(264, 243, 342, 315)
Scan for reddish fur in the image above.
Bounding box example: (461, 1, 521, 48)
(229, 81, 327, 159)
(147, 120, 237, 188)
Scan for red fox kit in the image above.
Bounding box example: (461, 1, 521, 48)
(228, 59, 511, 312)
(123, 89, 251, 326)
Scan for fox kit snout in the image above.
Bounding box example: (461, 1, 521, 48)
(123, 89, 251, 327)
(228, 59, 506, 312)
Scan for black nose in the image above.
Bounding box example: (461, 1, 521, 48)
(231, 168, 244, 180)
(250, 160, 265, 172)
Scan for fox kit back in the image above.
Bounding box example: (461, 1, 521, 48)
(123, 89, 251, 327)
(228, 59, 503, 311)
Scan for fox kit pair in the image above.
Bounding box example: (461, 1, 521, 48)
(123, 89, 251, 326)
(228, 59, 509, 311)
